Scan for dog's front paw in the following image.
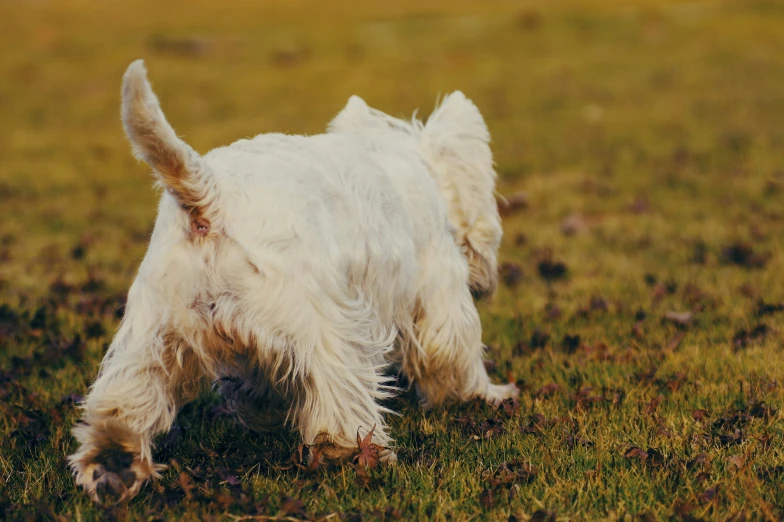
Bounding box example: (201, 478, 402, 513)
(482, 382, 520, 407)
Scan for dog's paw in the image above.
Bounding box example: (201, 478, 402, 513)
(70, 441, 159, 505)
(307, 433, 397, 468)
(71, 449, 153, 505)
(378, 447, 398, 465)
(89, 465, 140, 504)
(482, 382, 520, 407)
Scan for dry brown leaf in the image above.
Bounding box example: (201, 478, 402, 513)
(354, 425, 382, 469)
(726, 455, 745, 470)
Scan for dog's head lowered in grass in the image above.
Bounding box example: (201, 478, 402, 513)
(68, 60, 516, 504)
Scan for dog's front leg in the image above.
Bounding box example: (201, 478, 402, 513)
(68, 322, 200, 504)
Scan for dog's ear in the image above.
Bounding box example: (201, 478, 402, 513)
(121, 60, 214, 214)
(327, 95, 375, 133)
(328, 95, 420, 136)
(422, 92, 502, 298)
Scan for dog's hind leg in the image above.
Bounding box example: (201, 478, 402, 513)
(68, 325, 205, 504)
(404, 237, 518, 408)
(266, 287, 397, 464)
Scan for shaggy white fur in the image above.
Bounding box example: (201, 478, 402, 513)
(68, 60, 517, 504)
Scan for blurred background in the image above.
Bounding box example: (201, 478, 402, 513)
(1, 0, 783, 303)
(2, 1, 784, 518)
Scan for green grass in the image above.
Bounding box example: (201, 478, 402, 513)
(2, 0, 784, 519)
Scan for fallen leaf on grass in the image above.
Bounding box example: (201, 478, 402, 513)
(687, 453, 710, 471)
(178, 472, 194, 502)
(755, 301, 784, 317)
(534, 382, 561, 398)
(716, 430, 744, 447)
(454, 415, 506, 440)
(571, 387, 604, 410)
(500, 262, 524, 288)
(564, 434, 594, 449)
(756, 433, 773, 450)
(673, 501, 699, 521)
(217, 468, 240, 486)
(630, 196, 651, 214)
(290, 442, 328, 473)
(498, 397, 520, 418)
(280, 496, 307, 517)
(665, 331, 686, 352)
(544, 302, 562, 320)
(713, 411, 752, 431)
(530, 329, 550, 349)
(656, 372, 688, 393)
(561, 334, 580, 354)
(634, 368, 658, 384)
(691, 409, 710, 422)
(520, 414, 563, 434)
(757, 465, 784, 480)
(481, 459, 537, 507)
(726, 455, 744, 470)
(748, 401, 777, 419)
(644, 395, 663, 415)
(515, 330, 551, 355)
(352, 465, 380, 488)
(537, 258, 568, 283)
(479, 488, 494, 510)
(732, 324, 769, 351)
(720, 243, 770, 269)
(354, 426, 382, 469)
(623, 447, 664, 467)
(699, 485, 720, 503)
(561, 212, 587, 235)
(575, 295, 609, 317)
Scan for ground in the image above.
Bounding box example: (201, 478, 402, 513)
(1, 0, 783, 520)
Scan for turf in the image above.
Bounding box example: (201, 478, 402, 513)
(1, 0, 783, 520)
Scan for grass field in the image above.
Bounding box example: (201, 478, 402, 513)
(1, 0, 784, 520)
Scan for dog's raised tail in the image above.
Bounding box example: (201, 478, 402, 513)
(121, 60, 215, 215)
(422, 92, 503, 298)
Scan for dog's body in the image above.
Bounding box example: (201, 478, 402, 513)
(68, 60, 516, 503)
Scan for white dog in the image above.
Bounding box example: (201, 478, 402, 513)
(68, 60, 517, 504)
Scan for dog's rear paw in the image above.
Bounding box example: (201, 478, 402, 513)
(71, 457, 150, 505)
(90, 465, 139, 504)
(482, 382, 520, 407)
(69, 430, 161, 505)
